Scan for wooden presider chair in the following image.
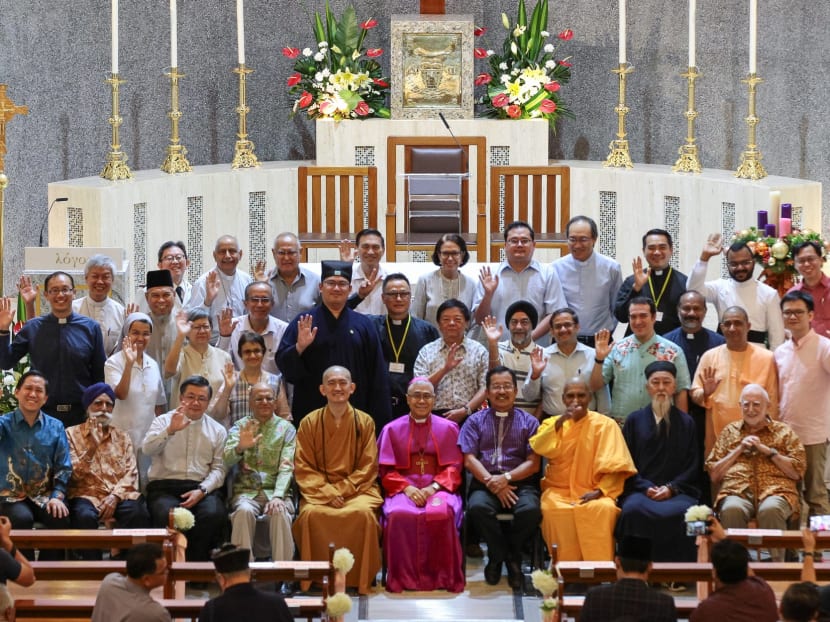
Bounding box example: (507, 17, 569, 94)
(297, 166, 378, 261)
(488, 165, 571, 262)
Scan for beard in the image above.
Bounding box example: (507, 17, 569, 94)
(651, 396, 671, 419)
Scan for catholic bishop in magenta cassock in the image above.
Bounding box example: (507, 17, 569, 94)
(377, 378, 464, 593)
(530, 379, 636, 561)
(292, 366, 382, 594)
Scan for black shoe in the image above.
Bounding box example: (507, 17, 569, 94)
(484, 561, 502, 585)
(506, 561, 524, 590)
(465, 542, 485, 558)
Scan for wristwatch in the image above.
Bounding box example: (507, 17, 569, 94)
(767, 448, 779, 460)
(198, 484, 208, 494)
(504, 472, 512, 482)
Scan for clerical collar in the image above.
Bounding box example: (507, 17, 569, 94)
(685, 331, 696, 340)
(495, 410, 509, 418)
(653, 269, 664, 276)
(391, 318, 403, 325)
(410, 416, 429, 424)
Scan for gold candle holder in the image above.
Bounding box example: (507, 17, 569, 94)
(100, 73, 134, 181)
(734, 73, 766, 180)
(160, 67, 192, 174)
(673, 66, 703, 174)
(604, 63, 635, 169)
(231, 64, 259, 169)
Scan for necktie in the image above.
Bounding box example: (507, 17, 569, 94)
(175, 286, 183, 303)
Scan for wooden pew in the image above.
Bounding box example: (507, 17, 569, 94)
(10, 528, 173, 550)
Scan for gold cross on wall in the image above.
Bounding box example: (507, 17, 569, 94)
(0, 85, 29, 172)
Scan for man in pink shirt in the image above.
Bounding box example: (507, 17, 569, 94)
(774, 290, 830, 515)
(788, 240, 830, 338)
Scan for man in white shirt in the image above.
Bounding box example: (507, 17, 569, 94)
(341, 228, 388, 315)
(72, 254, 127, 356)
(142, 375, 227, 561)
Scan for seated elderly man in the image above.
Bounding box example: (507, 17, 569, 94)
(530, 378, 636, 561)
(617, 362, 699, 562)
(706, 383, 805, 561)
(224, 383, 296, 562)
(67, 383, 150, 558)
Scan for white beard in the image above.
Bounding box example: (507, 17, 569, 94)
(651, 398, 671, 419)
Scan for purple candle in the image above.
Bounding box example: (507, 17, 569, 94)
(780, 203, 792, 219)
(757, 210, 768, 229)
(764, 223, 776, 237)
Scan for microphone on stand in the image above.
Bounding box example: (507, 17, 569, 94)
(438, 112, 469, 174)
(39, 197, 69, 247)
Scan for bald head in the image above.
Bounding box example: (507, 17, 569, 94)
(322, 365, 352, 384)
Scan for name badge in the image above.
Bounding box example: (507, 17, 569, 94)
(655, 311, 664, 322)
(389, 362, 405, 374)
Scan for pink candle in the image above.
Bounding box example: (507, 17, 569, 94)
(779, 218, 791, 236)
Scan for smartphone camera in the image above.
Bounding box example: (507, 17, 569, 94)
(686, 520, 708, 536)
(809, 515, 830, 531)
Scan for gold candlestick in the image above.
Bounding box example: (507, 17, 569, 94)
(604, 63, 634, 169)
(160, 67, 192, 174)
(231, 64, 259, 169)
(734, 73, 766, 180)
(100, 73, 133, 181)
(673, 66, 703, 174)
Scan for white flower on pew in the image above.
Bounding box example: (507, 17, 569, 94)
(531, 568, 558, 597)
(684, 504, 713, 523)
(172, 507, 195, 531)
(540, 597, 558, 612)
(325, 592, 352, 617)
(332, 547, 355, 574)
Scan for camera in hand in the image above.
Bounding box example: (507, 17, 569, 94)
(686, 520, 708, 536)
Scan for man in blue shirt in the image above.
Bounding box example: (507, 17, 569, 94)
(0, 370, 72, 560)
(0, 271, 106, 427)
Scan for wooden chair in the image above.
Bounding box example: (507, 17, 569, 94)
(488, 165, 571, 262)
(297, 165, 378, 261)
(386, 136, 487, 261)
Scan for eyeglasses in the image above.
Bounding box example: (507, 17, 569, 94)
(795, 255, 821, 265)
(552, 321, 575, 330)
(182, 394, 209, 403)
(439, 251, 461, 258)
(47, 288, 73, 296)
(782, 309, 807, 317)
(161, 254, 186, 263)
(506, 237, 533, 246)
(276, 250, 299, 257)
(567, 236, 593, 245)
(246, 297, 272, 304)
(407, 392, 434, 401)
(740, 400, 765, 410)
(322, 279, 350, 289)
(383, 291, 411, 299)
(489, 383, 516, 392)
(191, 324, 212, 332)
(253, 396, 276, 403)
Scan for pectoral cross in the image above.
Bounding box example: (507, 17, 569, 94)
(0, 85, 29, 172)
(415, 453, 428, 474)
(420, 0, 445, 15)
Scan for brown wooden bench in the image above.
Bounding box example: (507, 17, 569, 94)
(10, 528, 173, 550)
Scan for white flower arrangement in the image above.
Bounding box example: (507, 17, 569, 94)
(332, 547, 355, 574)
(325, 592, 352, 617)
(172, 507, 195, 531)
(531, 568, 558, 596)
(684, 504, 713, 522)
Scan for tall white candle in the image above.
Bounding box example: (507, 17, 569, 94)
(111, 0, 119, 74)
(618, 0, 626, 64)
(688, 0, 696, 68)
(749, 0, 757, 73)
(236, 0, 245, 65)
(170, 0, 177, 68)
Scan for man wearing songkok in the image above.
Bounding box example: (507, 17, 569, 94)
(277, 260, 391, 428)
(459, 366, 541, 589)
(264, 232, 320, 323)
(482, 300, 541, 412)
(789, 239, 830, 338)
(590, 296, 690, 421)
(142, 375, 227, 561)
(72, 253, 127, 356)
(0, 370, 71, 560)
(188, 235, 252, 343)
(0, 271, 105, 427)
(687, 233, 785, 348)
(523, 307, 610, 419)
(474, 220, 566, 344)
(378, 377, 464, 593)
(616, 361, 699, 562)
(141, 241, 192, 309)
(142, 269, 179, 403)
(199, 543, 292, 622)
(691, 305, 778, 454)
(293, 366, 382, 594)
(580, 535, 676, 622)
(413, 299, 488, 424)
(372, 274, 439, 419)
(91, 543, 172, 622)
(775, 290, 830, 516)
(552, 215, 623, 347)
(67, 383, 150, 558)
(530, 378, 636, 561)
(224, 383, 296, 561)
(339, 228, 389, 315)
(706, 384, 805, 561)
(614, 228, 687, 336)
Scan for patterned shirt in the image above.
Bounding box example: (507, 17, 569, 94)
(497, 340, 538, 410)
(216, 314, 288, 375)
(458, 407, 540, 475)
(602, 333, 691, 420)
(414, 337, 488, 411)
(706, 419, 806, 512)
(0, 409, 72, 504)
(66, 419, 141, 506)
(224, 414, 296, 500)
(224, 370, 290, 427)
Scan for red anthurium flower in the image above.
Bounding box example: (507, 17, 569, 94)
(474, 73, 492, 86)
(367, 48, 383, 58)
(354, 101, 370, 116)
(474, 48, 488, 59)
(540, 99, 557, 114)
(287, 73, 302, 87)
(298, 91, 313, 108)
(544, 81, 561, 92)
(506, 105, 522, 119)
(558, 59, 573, 67)
(558, 29, 574, 41)
(282, 47, 300, 58)
(361, 18, 378, 29)
(491, 93, 509, 108)
(373, 78, 389, 88)
(474, 26, 487, 37)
